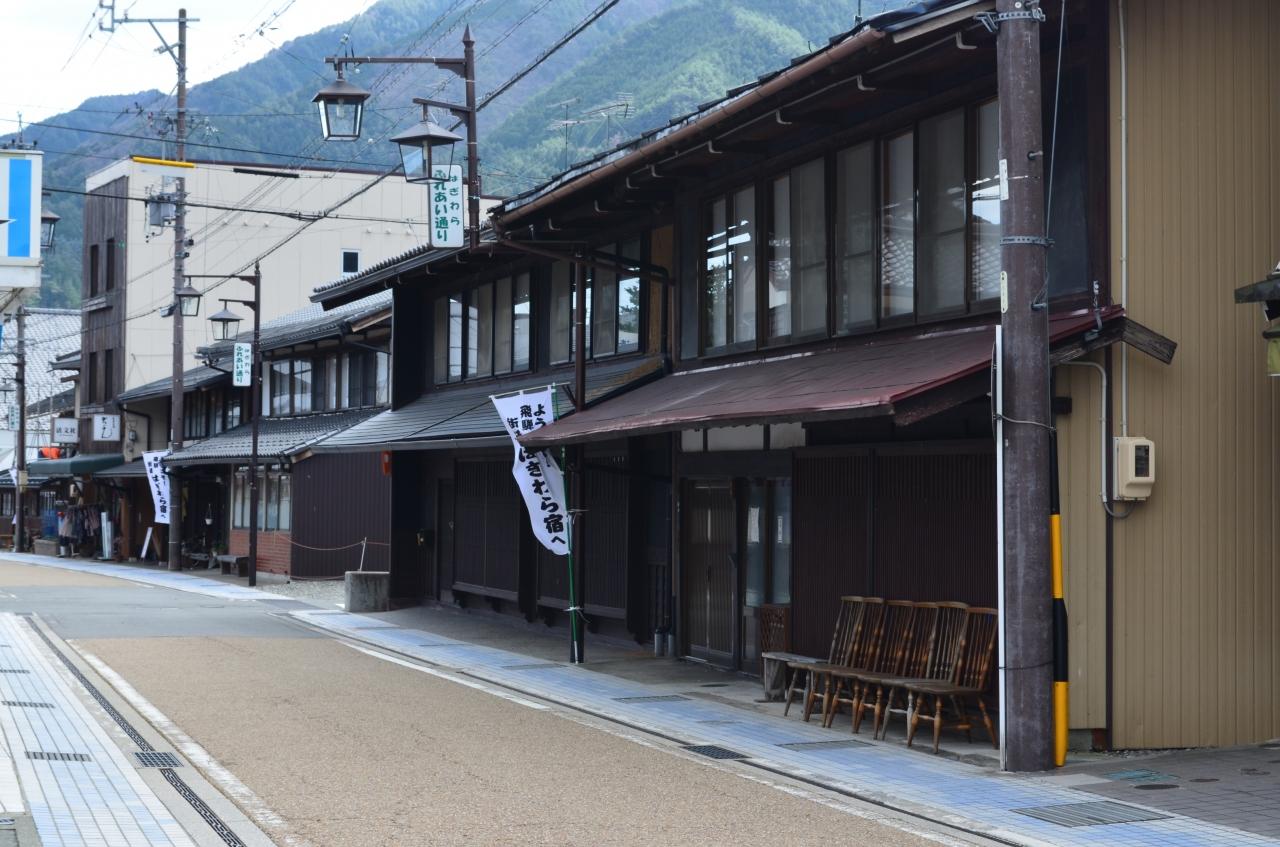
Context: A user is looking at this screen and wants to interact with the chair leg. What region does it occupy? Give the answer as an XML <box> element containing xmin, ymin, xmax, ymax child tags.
<box><xmin>977</xmin><ymin>698</ymin><xmax>997</xmax><ymax>749</ymax></box>
<box><xmin>783</xmin><ymin>669</ymin><xmax>802</xmax><ymax>717</ymax></box>
<box><xmin>851</xmin><ymin>681</ymin><xmax>867</xmax><ymax>734</ymax></box>
<box><xmin>823</xmin><ymin>678</ymin><xmax>844</xmax><ymax>729</ymax></box>
<box><xmin>932</xmin><ymin>695</ymin><xmax>945</xmax><ymax>754</ymax></box>
<box><xmin>952</xmin><ymin>696</ymin><xmax>972</xmax><ymax>743</ymax></box>
<box><xmin>870</xmin><ymin>685</ymin><xmax>886</xmax><ymax>738</ymax></box>
<box><xmin>803</xmin><ymin>673</ymin><xmax>825</xmax><ymax>723</ymax></box>
<box><xmin>906</xmin><ymin>690</ymin><xmax>921</xmax><ymax>747</ymax></box>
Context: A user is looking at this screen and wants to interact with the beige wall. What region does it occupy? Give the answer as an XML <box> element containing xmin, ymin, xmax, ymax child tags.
<box><xmin>1108</xmin><ymin>0</ymin><xmax>1280</xmax><ymax>748</ymax></box>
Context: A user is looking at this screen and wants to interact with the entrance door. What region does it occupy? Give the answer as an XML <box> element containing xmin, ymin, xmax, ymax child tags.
<box><xmin>436</xmin><ymin>479</ymin><xmax>454</xmax><ymax>600</ymax></box>
<box><xmin>682</xmin><ymin>481</ymin><xmax>736</xmax><ymax>665</ymax></box>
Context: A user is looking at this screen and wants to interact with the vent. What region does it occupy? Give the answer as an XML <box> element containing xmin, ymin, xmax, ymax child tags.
<box><xmin>682</xmin><ymin>744</ymin><xmax>748</xmax><ymax>760</ymax></box>
<box><xmin>134</xmin><ymin>751</ymin><xmax>182</xmax><ymax>769</ymax></box>
<box><xmin>26</xmin><ymin>751</ymin><xmax>90</xmax><ymax>762</ymax></box>
<box><xmin>502</xmin><ymin>663</ymin><xmax>562</xmax><ymax>670</ymax></box>
<box><xmin>778</xmin><ymin>739</ymin><xmax>870</xmax><ymax>751</ymax></box>
<box><xmin>614</xmin><ymin>694</ymin><xmax>691</xmax><ymax>703</ymax></box>
<box><xmin>1013</xmin><ymin>801</ymin><xmax>1171</xmax><ymax>827</ymax></box>
<box><xmin>1</xmin><ymin>701</ymin><xmax>52</xmax><ymax>709</ymax></box>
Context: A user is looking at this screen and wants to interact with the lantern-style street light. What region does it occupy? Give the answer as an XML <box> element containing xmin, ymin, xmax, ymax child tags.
<box><xmin>175</xmin><ymin>282</ymin><xmax>202</xmax><ymax>317</ymax></box>
<box><xmin>40</xmin><ymin>210</ymin><xmax>59</xmax><ymax>251</ymax></box>
<box><xmin>313</xmin><ymin>27</ymin><xmax>480</xmax><ymax>248</ymax></box>
<box><xmin>208</xmin><ymin>302</ymin><xmax>244</xmax><ymax>341</ymax></box>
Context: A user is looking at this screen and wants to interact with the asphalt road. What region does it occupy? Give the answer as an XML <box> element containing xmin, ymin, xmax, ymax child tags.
<box><xmin>0</xmin><ymin>559</ymin><xmax>955</xmax><ymax>847</ymax></box>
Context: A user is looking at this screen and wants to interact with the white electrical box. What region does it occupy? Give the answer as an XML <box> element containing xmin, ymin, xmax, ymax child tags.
<box><xmin>1114</xmin><ymin>436</ymin><xmax>1156</xmax><ymax>501</ymax></box>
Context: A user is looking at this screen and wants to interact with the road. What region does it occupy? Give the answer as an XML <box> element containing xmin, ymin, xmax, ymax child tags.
<box><xmin>0</xmin><ymin>558</ymin><xmax>962</xmax><ymax>847</ymax></box>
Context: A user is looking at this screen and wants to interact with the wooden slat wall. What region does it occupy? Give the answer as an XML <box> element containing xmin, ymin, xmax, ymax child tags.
<box><xmin>453</xmin><ymin>461</ymin><xmax>521</xmax><ymax>599</ymax></box>
<box><xmin>583</xmin><ymin>457</ymin><xmax>629</xmax><ymax>615</ymax></box>
<box><xmin>80</xmin><ymin>177</ymin><xmax>128</xmax><ymax>454</ymax></box>
<box><xmin>1108</xmin><ymin>0</ymin><xmax>1280</xmax><ymax>748</ymax></box>
<box><xmin>291</xmin><ymin>453</ymin><xmax>390</xmax><ymax>578</ymax></box>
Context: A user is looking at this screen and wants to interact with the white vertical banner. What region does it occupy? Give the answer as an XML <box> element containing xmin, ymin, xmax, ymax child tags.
<box><xmin>491</xmin><ymin>387</ymin><xmax>570</xmax><ymax>555</ymax></box>
<box><xmin>232</xmin><ymin>342</ymin><xmax>253</xmax><ymax>387</ymax></box>
<box><xmin>429</xmin><ymin>164</ymin><xmax>465</xmax><ymax>248</ymax></box>
<box><xmin>143</xmin><ymin>450</ymin><xmax>172</xmax><ymax>525</ymax></box>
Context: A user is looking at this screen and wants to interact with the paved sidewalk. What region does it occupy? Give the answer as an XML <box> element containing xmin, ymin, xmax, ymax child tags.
<box><xmin>8</xmin><ymin>553</ymin><xmax>1280</xmax><ymax>847</ymax></box>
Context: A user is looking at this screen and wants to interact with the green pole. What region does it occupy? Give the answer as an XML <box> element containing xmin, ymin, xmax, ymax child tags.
<box><xmin>553</xmin><ymin>387</ymin><xmax>582</xmax><ymax>663</ymax></box>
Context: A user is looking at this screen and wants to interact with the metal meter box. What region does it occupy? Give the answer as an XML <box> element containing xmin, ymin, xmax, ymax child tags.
<box><xmin>1114</xmin><ymin>436</ymin><xmax>1156</xmax><ymax>501</ymax></box>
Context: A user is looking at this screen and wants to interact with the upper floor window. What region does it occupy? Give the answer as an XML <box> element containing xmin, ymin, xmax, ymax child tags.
<box><xmin>342</xmin><ymin>249</ymin><xmax>359</xmax><ymax>275</ymax></box>
<box><xmin>105</xmin><ymin>238</ymin><xmax>117</xmax><ymax>291</ymax></box>
<box><xmin>434</xmin><ymin>273</ymin><xmax>531</xmax><ymax>384</ymax></box>
<box><xmin>265</xmin><ymin>352</ymin><xmax>387</xmax><ymax>415</ymax></box>
<box><xmin>88</xmin><ymin>244</ymin><xmax>100</xmax><ymax>298</ymax></box>
<box><xmin>700</xmin><ymin>98</ymin><xmax>1002</xmax><ymax>354</ymax></box>
<box><xmin>551</xmin><ymin>241</ymin><xmax>645</xmax><ymax>364</ymax></box>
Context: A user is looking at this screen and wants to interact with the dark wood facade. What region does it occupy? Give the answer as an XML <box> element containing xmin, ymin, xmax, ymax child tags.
<box><xmin>291</xmin><ymin>453</ymin><xmax>391</xmax><ymax>578</ymax></box>
<box><xmin>79</xmin><ymin>176</ymin><xmax>128</xmax><ymax>454</ymax></box>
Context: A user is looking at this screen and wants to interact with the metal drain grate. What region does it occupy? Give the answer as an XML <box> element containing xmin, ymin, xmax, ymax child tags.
<box><xmin>1105</xmin><ymin>768</ymin><xmax>1176</xmax><ymax>783</ymax></box>
<box><xmin>683</xmin><ymin>744</ymin><xmax>749</xmax><ymax>760</ymax></box>
<box><xmin>1</xmin><ymin>701</ymin><xmax>52</xmax><ymax>709</ymax></box>
<box><xmin>26</xmin><ymin>751</ymin><xmax>90</xmax><ymax>763</ymax></box>
<box><xmin>0</xmin><ymin>669</ymin><xmax>29</xmax><ymax>674</ymax></box>
<box><xmin>134</xmin><ymin>751</ymin><xmax>182</xmax><ymax>768</ymax></box>
<box><xmin>778</xmin><ymin>739</ymin><xmax>870</xmax><ymax>751</ymax></box>
<box><xmin>613</xmin><ymin>694</ymin><xmax>691</xmax><ymax>703</ymax></box>
<box><xmin>1013</xmin><ymin>801</ymin><xmax>1171</xmax><ymax>827</ymax></box>
<box><xmin>502</xmin><ymin>663</ymin><xmax>562</xmax><ymax>670</ymax></box>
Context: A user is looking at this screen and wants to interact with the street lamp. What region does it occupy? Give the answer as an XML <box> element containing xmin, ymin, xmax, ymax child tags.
<box><xmin>314</xmin><ymin>27</ymin><xmax>481</xmax><ymax>248</ymax></box>
<box><xmin>390</xmin><ymin>115</ymin><xmax>461</xmax><ymax>184</ymax></box>
<box><xmin>175</xmin><ymin>282</ymin><xmax>202</xmax><ymax>317</ymax></box>
<box><xmin>40</xmin><ymin>210</ymin><xmax>59</xmax><ymax>251</ymax></box>
<box><xmin>311</xmin><ymin>73</ymin><xmax>370</xmax><ymax>141</ymax></box>
<box><xmin>208</xmin><ymin>302</ymin><xmax>243</xmax><ymax>341</ymax></box>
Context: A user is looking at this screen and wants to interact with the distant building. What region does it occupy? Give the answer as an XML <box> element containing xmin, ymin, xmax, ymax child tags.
<box><xmin>0</xmin><ymin>307</ymin><xmax>80</xmax><ymax>466</ymax></box>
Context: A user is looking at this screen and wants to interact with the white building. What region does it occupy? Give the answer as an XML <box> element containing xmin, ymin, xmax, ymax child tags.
<box><xmin>81</xmin><ymin>158</ymin><xmax>433</xmax><ymax>394</ymax></box>
<box><xmin>0</xmin><ymin>308</ymin><xmax>79</xmax><ymax>466</ymax></box>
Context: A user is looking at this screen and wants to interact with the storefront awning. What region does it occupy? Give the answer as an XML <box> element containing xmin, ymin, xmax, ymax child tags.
<box><xmin>165</xmin><ymin>408</ymin><xmax>380</xmax><ymax>467</ymax></box>
<box><xmin>314</xmin><ymin>356</ymin><xmax>663</xmax><ymax>453</ymax></box>
<box><xmin>25</xmin><ymin>453</ymin><xmax>125</xmax><ymax>478</ymax></box>
<box><xmin>520</xmin><ymin>310</ymin><xmax>1175</xmax><ymax>448</ymax></box>
<box><xmin>91</xmin><ymin>459</ymin><xmax>148</xmax><ymax>478</ymax></box>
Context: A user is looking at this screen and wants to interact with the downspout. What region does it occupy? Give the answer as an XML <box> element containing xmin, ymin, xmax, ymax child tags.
<box><xmin>1117</xmin><ymin>0</ymin><xmax>1129</xmax><ymax>436</ymax></box>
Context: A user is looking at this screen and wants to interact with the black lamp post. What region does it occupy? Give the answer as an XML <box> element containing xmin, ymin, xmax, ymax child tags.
<box><xmin>313</xmin><ymin>27</ymin><xmax>480</xmax><ymax>248</ymax></box>
<box><xmin>40</xmin><ymin>210</ymin><xmax>59</xmax><ymax>251</ymax></box>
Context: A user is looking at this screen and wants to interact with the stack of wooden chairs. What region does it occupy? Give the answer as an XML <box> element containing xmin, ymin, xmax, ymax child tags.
<box><xmin>778</xmin><ymin>596</ymin><xmax>998</xmax><ymax>754</ymax></box>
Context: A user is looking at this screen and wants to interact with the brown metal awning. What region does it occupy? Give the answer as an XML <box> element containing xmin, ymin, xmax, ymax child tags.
<box><xmin>519</xmin><ymin>309</ymin><xmax>1175</xmax><ymax>448</ymax></box>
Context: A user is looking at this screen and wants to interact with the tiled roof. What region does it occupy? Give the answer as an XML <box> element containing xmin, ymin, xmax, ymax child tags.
<box><xmin>165</xmin><ymin>407</ymin><xmax>381</xmax><ymax>466</ymax></box>
<box><xmin>0</xmin><ymin>309</ymin><xmax>80</xmax><ymax>410</ymax></box>
<box><xmin>315</xmin><ymin>356</ymin><xmax>662</xmax><ymax>453</ymax></box>
<box><xmin>117</xmin><ymin>365</ymin><xmax>227</xmax><ymax>405</ymax></box>
<box><xmin>201</xmin><ymin>289</ymin><xmax>392</xmax><ymax>362</ymax></box>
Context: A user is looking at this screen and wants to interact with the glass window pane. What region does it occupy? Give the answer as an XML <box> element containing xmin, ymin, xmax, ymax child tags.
<box><xmin>704</xmin><ymin>198</ymin><xmax>729</xmax><ymax>350</ymax></box>
<box><xmin>551</xmin><ymin>262</ymin><xmax>572</xmax><ymax>364</ymax></box>
<box><xmin>337</xmin><ymin>354</ymin><xmax>350</xmax><ymax>408</ymax></box>
<box><xmin>593</xmin><ymin>244</ymin><xmax>617</xmax><ymax>357</ymax></box>
<box><xmin>768</xmin><ymin>175</ymin><xmax>792</xmax><ymax>340</ymax></box>
<box><xmin>326</xmin><ymin>354</ymin><xmax>338</xmax><ymax>408</ymax></box>
<box><xmin>278</xmin><ymin>473</ymin><xmax>291</xmax><ymax>531</ymax></box>
<box><xmin>270</xmin><ymin>361</ymin><xmax>290</xmax><ymax>415</ymax></box>
<box><xmin>311</xmin><ymin>358</ymin><xmax>326</xmax><ymax>411</ymax></box>
<box><xmin>971</xmin><ymin>99</ymin><xmax>1002</xmax><ymax>303</ymax></box>
<box><xmin>494</xmin><ymin>276</ymin><xmax>513</xmax><ymax>374</ymax></box>
<box><xmin>919</xmin><ymin>109</ymin><xmax>966</xmax><ymax>316</ymax></box>
<box><xmin>376</xmin><ymin>351</ymin><xmax>389</xmax><ymax>405</ymax></box>
<box><xmin>745</xmin><ymin>482</ymin><xmax>766</xmax><ymax>607</ymax></box>
<box><xmin>448</xmin><ymin>295</ymin><xmax>463</xmax><ymax>382</ymax></box>
<box><xmin>433</xmin><ymin>298</ymin><xmax>449</xmax><ymax>384</ymax></box>
<box><xmin>771</xmin><ymin>479</ymin><xmax>792</xmax><ymax>604</ymax></box>
<box><xmin>513</xmin><ymin>272</ymin><xmax>531</xmax><ymax>371</ymax></box>
<box><xmin>836</xmin><ymin>142</ymin><xmax>875</xmax><ymax>332</ymax></box>
<box><xmin>347</xmin><ymin>353</ymin><xmax>364</xmax><ymax>407</ymax></box>
<box><xmin>266</xmin><ymin>472</ymin><xmax>279</xmax><ymax>531</ymax></box>
<box><xmin>617</xmin><ymin>239</ymin><xmax>641</xmax><ymax>353</ymax></box>
<box><xmin>731</xmin><ymin>186</ymin><xmax>757</xmax><ymax>344</ymax></box>
<box><xmin>470</xmin><ymin>283</ymin><xmax>493</xmax><ymax>377</ymax></box>
<box><xmin>362</xmin><ymin>351</ymin><xmax>377</xmax><ymax>406</ymax></box>
<box><xmin>257</xmin><ymin>468</ymin><xmax>267</xmax><ymax>530</ymax></box>
<box><xmin>881</xmin><ymin>131</ymin><xmax>915</xmax><ymax>319</ymax></box>
<box><xmin>792</xmin><ymin>159</ymin><xmax>827</xmax><ymax>336</ymax></box>
<box><xmin>293</xmin><ymin>359</ymin><xmax>312</xmax><ymax>414</ymax></box>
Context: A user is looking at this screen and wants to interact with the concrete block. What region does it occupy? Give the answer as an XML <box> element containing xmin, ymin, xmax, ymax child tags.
<box><xmin>345</xmin><ymin>570</ymin><xmax>390</xmax><ymax>613</ymax></box>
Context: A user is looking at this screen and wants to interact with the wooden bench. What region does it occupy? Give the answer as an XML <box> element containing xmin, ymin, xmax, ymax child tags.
<box><xmin>215</xmin><ymin>554</ymin><xmax>249</xmax><ymax>577</ymax></box>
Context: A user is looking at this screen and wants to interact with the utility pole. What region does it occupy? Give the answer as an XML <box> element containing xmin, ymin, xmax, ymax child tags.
<box><xmin>13</xmin><ymin>307</ymin><xmax>25</xmax><ymax>554</ymax></box>
<box><xmin>996</xmin><ymin>0</ymin><xmax>1052</xmax><ymax>771</ymax></box>
<box><xmin>169</xmin><ymin>8</ymin><xmax>188</xmax><ymax>571</ymax></box>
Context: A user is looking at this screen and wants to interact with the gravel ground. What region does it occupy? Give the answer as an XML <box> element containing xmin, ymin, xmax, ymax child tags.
<box><xmin>255</xmin><ymin>578</ymin><xmax>346</xmax><ymax>607</ymax></box>
<box><xmin>81</xmin><ymin>635</ymin><xmax>943</xmax><ymax>847</ymax></box>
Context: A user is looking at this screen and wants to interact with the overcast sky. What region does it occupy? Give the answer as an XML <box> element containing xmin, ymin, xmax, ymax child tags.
<box><xmin>5</xmin><ymin>0</ymin><xmax>361</xmax><ymax>128</ymax></box>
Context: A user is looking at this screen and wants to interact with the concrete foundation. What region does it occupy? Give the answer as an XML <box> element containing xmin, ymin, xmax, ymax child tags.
<box><xmin>345</xmin><ymin>570</ymin><xmax>390</xmax><ymax>613</ymax></box>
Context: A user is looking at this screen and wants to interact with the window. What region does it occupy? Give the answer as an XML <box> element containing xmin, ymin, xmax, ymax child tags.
<box><xmin>918</xmin><ymin>109</ymin><xmax>966</xmax><ymax>316</ymax></box>
<box><xmin>581</xmin><ymin>241</ymin><xmax>643</xmax><ymax>358</ymax></box>
<box><xmin>703</xmin><ymin>187</ymin><xmax>756</xmax><ymax>351</ymax></box>
<box><xmin>231</xmin><ymin>466</ymin><xmax>292</xmax><ymax>531</ymax></box>
<box><xmin>225</xmin><ymin>391</ymin><xmax>242</xmax><ymax>430</ymax></box>
<box><xmin>742</xmin><ymin>478</ymin><xmax>792</xmax><ymax>666</ymax></box>
<box><xmin>436</xmin><ymin>278</ymin><xmax>532</xmax><ymax>381</ymax></box>
<box><xmin>87</xmin><ymin>351</ymin><xmax>98</xmax><ymax>403</ymax></box>
<box><xmin>550</xmin><ymin>262</ymin><xmax>574</xmax><ymax>364</ymax></box>
<box><xmin>769</xmin><ymin>159</ymin><xmax>827</xmax><ymax>339</ymax></box>
<box><xmin>835</xmin><ymin>142</ymin><xmax>875</xmax><ymax>333</ymax></box>
<box><xmin>881</xmin><ymin>131</ymin><xmax>915</xmax><ymax>320</ymax></box>
<box><xmin>0</xmin><ymin>491</ymin><xmax>13</xmax><ymax>515</ymax></box>
<box><xmin>105</xmin><ymin>238</ymin><xmax>116</xmax><ymax>291</ymax></box>
<box><xmin>617</xmin><ymin>240</ymin><xmax>641</xmax><ymax>354</ymax></box>
<box><xmin>342</xmin><ymin>250</ymin><xmax>360</xmax><ymax>275</ymax></box>
<box><xmin>88</xmin><ymin>244</ymin><xmax>100</xmax><ymax>298</ymax></box>
<box><xmin>103</xmin><ymin>348</ymin><xmax>114</xmax><ymax>402</ymax></box>
<box><xmin>971</xmin><ymin>99</ymin><xmax>1001</xmax><ymax>303</ymax></box>
<box><xmin>293</xmin><ymin>359</ymin><xmax>312</xmax><ymax>414</ymax></box>
<box><xmin>184</xmin><ymin>390</ymin><xmax>209</xmax><ymax>440</ymax></box>
<box><xmin>270</xmin><ymin>361</ymin><xmax>290</xmax><ymax>415</ymax></box>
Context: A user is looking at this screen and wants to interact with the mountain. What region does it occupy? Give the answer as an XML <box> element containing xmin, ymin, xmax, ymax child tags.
<box><xmin>7</xmin><ymin>0</ymin><xmax>913</xmax><ymax>309</ymax></box>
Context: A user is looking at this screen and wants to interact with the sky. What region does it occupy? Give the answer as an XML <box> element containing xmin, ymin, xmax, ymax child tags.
<box><xmin>4</xmin><ymin>0</ymin><xmax>364</xmax><ymax>128</ymax></box>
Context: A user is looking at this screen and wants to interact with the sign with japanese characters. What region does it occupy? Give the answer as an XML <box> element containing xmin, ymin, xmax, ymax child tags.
<box><xmin>5</xmin><ymin>404</ymin><xmax>16</xmax><ymax>431</ymax></box>
<box><xmin>232</xmin><ymin>342</ymin><xmax>253</xmax><ymax>387</ymax></box>
<box><xmin>143</xmin><ymin>450</ymin><xmax>171</xmax><ymax>525</ymax></box>
<box><xmin>52</xmin><ymin>417</ymin><xmax>79</xmax><ymax>443</ymax></box>
<box><xmin>93</xmin><ymin>414</ymin><xmax>120</xmax><ymax>442</ymax></box>
<box><xmin>429</xmin><ymin>164</ymin><xmax>465</xmax><ymax>248</ymax></box>
<box><xmin>491</xmin><ymin>387</ymin><xmax>570</xmax><ymax>555</ymax></box>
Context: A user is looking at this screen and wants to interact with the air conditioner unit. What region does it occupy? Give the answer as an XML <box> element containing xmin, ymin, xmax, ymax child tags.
<box><xmin>1113</xmin><ymin>436</ymin><xmax>1155</xmax><ymax>501</ymax></box>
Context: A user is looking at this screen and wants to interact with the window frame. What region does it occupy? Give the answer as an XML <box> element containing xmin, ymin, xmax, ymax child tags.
<box><xmin>434</xmin><ymin>270</ymin><xmax>536</xmax><ymax>383</ymax></box>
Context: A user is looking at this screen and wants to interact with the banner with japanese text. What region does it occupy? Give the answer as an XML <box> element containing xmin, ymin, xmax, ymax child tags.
<box><xmin>142</xmin><ymin>450</ymin><xmax>172</xmax><ymax>525</ymax></box>
<box><xmin>491</xmin><ymin>388</ymin><xmax>570</xmax><ymax>555</ymax></box>
<box><xmin>429</xmin><ymin>164</ymin><xmax>465</xmax><ymax>248</ymax></box>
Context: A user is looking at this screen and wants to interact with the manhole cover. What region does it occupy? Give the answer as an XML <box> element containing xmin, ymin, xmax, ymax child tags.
<box><xmin>1013</xmin><ymin>800</ymin><xmax>1171</xmax><ymax>827</ymax></box>
<box><xmin>613</xmin><ymin>694</ymin><xmax>691</xmax><ymax>703</ymax></box>
<box><xmin>683</xmin><ymin>744</ymin><xmax>748</xmax><ymax>760</ymax></box>
<box><xmin>1</xmin><ymin>701</ymin><xmax>52</xmax><ymax>709</ymax></box>
<box><xmin>1134</xmin><ymin>783</ymin><xmax>1179</xmax><ymax>790</ymax></box>
<box><xmin>26</xmin><ymin>751</ymin><xmax>90</xmax><ymax>762</ymax></box>
<box><xmin>778</xmin><ymin>739</ymin><xmax>870</xmax><ymax>751</ymax></box>
<box><xmin>134</xmin><ymin>751</ymin><xmax>182</xmax><ymax>768</ymax></box>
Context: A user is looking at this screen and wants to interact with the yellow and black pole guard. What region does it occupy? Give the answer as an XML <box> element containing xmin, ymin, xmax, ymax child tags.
<box><xmin>1049</xmin><ymin>429</ymin><xmax>1068</xmax><ymax>767</ymax></box>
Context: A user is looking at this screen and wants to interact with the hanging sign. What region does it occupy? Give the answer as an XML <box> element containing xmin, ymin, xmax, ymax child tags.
<box><xmin>52</xmin><ymin>417</ymin><xmax>79</xmax><ymax>444</ymax></box>
<box><xmin>429</xmin><ymin>164</ymin><xmax>465</xmax><ymax>248</ymax></box>
<box><xmin>143</xmin><ymin>450</ymin><xmax>172</xmax><ymax>525</ymax></box>
<box><xmin>491</xmin><ymin>387</ymin><xmax>570</xmax><ymax>555</ymax></box>
<box><xmin>232</xmin><ymin>342</ymin><xmax>253</xmax><ymax>387</ymax></box>
<box><xmin>5</xmin><ymin>404</ymin><xmax>16</xmax><ymax>431</ymax></box>
<box><xmin>93</xmin><ymin>414</ymin><xmax>120</xmax><ymax>442</ymax></box>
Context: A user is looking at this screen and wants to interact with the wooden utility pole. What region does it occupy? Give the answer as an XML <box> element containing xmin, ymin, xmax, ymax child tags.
<box><xmin>168</xmin><ymin>8</ymin><xmax>189</xmax><ymax>571</ymax></box>
<box><xmin>13</xmin><ymin>307</ymin><xmax>25</xmax><ymax>553</ymax></box>
<box><xmin>997</xmin><ymin>0</ymin><xmax>1053</xmax><ymax>772</ymax></box>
